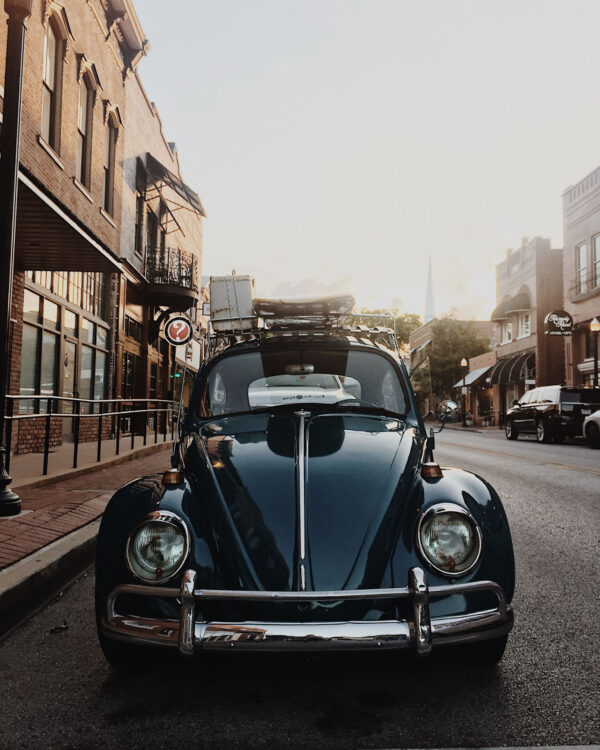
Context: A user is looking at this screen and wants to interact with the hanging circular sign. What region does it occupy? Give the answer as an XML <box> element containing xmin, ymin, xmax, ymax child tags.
<box><xmin>164</xmin><ymin>316</ymin><xmax>193</xmax><ymax>346</ymax></box>
<box><xmin>544</xmin><ymin>309</ymin><xmax>574</xmax><ymax>336</ymax></box>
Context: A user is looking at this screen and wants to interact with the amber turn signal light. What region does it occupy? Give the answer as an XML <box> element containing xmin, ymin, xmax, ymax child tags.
<box><xmin>162</xmin><ymin>469</ymin><xmax>184</xmax><ymax>486</ymax></box>
<box><xmin>421</xmin><ymin>462</ymin><xmax>443</xmax><ymax>479</ymax></box>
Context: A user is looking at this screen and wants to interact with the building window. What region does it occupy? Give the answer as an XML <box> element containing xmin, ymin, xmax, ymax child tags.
<box><xmin>134</xmin><ymin>162</ymin><xmax>146</xmax><ymax>257</ymax></box>
<box><xmin>124</xmin><ymin>315</ymin><xmax>143</xmax><ymax>342</ymax></box>
<box><xmin>576</xmin><ymin>242</ymin><xmax>587</xmax><ymax>294</ymax></box>
<box><xmin>76</xmin><ymin>75</ymin><xmax>94</xmax><ymax>188</ymax></box>
<box><xmin>27</xmin><ymin>271</ymin><xmax>107</xmax><ymax>321</ymax></box>
<box><xmin>41</xmin><ymin>20</ymin><xmax>62</xmax><ymax>150</ymax></box>
<box><xmin>146</xmin><ymin>209</ymin><xmax>157</xmax><ymax>257</ymax></box>
<box><xmin>593</xmin><ymin>235</ymin><xmax>600</xmax><ymax>289</ymax></box>
<box><xmin>517</xmin><ymin>312</ymin><xmax>530</xmax><ymax>339</ymax></box>
<box><xmin>103</xmin><ymin>121</ymin><xmax>117</xmax><ymax>214</ymax></box>
<box><xmin>121</xmin><ymin>351</ymin><xmax>141</xmax><ymax>399</ymax></box>
<box><xmin>20</xmin><ymin>282</ymin><xmax>109</xmax><ymax>415</ymax></box>
<box><xmin>501</xmin><ymin>321</ymin><xmax>512</xmax><ymax>344</ymax></box>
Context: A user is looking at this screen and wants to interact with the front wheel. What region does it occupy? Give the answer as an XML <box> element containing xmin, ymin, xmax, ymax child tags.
<box><xmin>586</xmin><ymin>422</ymin><xmax>600</xmax><ymax>449</ymax></box>
<box><xmin>536</xmin><ymin>420</ymin><xmax>550</xmax><ymax>443</ymax></box>
<box><xmin>505</xmin><ymin>421</ymin><xmax>518</xmax><ymax>440</ymax></box>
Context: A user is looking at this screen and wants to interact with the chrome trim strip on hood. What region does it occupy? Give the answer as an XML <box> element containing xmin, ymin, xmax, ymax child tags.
<box><xmin>295</xmin><ymin>410</ymin><xmax>310</xmax><ymax>591</ymax></box>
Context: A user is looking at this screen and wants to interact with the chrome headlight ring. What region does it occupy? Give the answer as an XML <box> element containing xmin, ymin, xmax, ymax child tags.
<box><xmin>125</xmin><ymin>510</ymin><xmax>191</xmax><ymax>584</ymax></box>
<box><xmin>416</xmin><ymin>502</ymin><xmax>482</xmax><ymax>578</ymax></box>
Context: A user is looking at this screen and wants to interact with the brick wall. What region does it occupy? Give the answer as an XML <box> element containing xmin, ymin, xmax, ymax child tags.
<box><xmin>14</xmin><ymin>0</ymin><xmax>128</xmax><ymax>253</ymax></box>
<box><xmin>9</xmin><ymin>271</ymin><xmax>25</xmax><ymax>400</ymax></box>
<box><xmin>78</xmin><ymin>414</ymin><xmax>112</xmax><ymax>443</ymax></box>
<box><xmin>13</xmin><ymin>416</ymin><xmax>62</xmax><ymax>455</ymax></box>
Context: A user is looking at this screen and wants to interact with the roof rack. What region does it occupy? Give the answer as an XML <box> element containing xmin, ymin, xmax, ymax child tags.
<box><xmin>204</xmin><ymin>278</ymin><xmax>399</xmax><ymax>357</ymax></box>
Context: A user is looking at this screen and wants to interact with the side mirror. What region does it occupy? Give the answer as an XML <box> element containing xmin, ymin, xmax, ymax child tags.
<box><xmin>426</xmin><ymin>428</ymin><xmax>435</xmax><ymax>461</ymax></box>
<box><xmin>512</xmin><ymin>399</ymin><xmax>519</xmax><ymax>406</ymax></box>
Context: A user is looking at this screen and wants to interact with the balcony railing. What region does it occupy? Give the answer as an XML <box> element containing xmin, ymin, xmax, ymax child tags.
<box><xmin>145</xmin><ymin>247</ymin><xmax>198</xmax><ymax>292</ymax></box>
<box><xmin>568</xmin><ymin>265</ymin><xmax>600</xmax><ymax>301</ymax></box>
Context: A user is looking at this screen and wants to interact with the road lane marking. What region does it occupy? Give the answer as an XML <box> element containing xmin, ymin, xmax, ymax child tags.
<box><xmin>438</xmin><ymin>439</ymin><xmax>600</xmax><ymax>478</ymax></box>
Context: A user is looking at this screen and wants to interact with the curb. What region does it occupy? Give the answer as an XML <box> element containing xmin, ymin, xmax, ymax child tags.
<box><xmin>13</xmin><ymin>440</ymin><xmax>172</xmax><ymax>491</ymax></box>
<box><xmin>0</xmin><ymin>519</ymin><xmax>100</xmax><ymax>641</ymax></box>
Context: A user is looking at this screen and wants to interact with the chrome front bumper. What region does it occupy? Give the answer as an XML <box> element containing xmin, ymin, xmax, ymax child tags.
<box><xmin>102</xmin><ymin>567</ymin><xmax>513</xmax><ymax>657</ymax></box>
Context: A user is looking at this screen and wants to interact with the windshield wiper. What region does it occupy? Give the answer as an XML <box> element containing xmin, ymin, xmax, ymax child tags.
<box><xmin>329</xmin><ymin>401</ymin><xmax>405</xmax><ymax>419</ymax></box>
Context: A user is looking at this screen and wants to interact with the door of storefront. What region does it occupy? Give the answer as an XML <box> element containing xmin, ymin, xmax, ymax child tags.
<box><xmin>62</xmin><ymin>339</ymin><xmax>77</xmax><ymax>437</ymax></box>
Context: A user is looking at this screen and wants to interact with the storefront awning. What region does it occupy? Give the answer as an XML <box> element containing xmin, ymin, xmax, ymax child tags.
<box><xmin>452</xmin><ymin>365</ymin><xmax>492</xmax><ymax>388</ymax></box>
<box><xmin>15</xmin><ymin>171</ymin><xmax>122</xmax><ymax>273</ymax></box>
<box><xmin>488</xmin><ymin>351</ymin><xmax>535</xmax><ymax>385</ymax></box>
<box><xmin>491</xmin><ymin>299</ymin><xmax>511</xmax><ymax>321</ymax></box>
<box><xmin>145</xmin><ymin>153</ymin><xmax>206</xmax><ymax>218</ymax></box>
<box><xmin>505</xmin><ymin>292</ymin><xmax>531</xmax><ymax>314</ymax></box>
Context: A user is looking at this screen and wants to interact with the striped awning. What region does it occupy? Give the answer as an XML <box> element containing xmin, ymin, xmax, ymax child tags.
<box><xmin>488</xmin><ymin>351</ymin><xmax>535</xmax><ymax>385</ymax></box>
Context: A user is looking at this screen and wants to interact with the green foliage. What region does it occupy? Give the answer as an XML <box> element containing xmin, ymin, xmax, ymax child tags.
<box><xmin>427</xmin><ymin>318</ymin><xmax>490</xmax><ymax>398</ymax></box>
<box><xmin>353</xmin><ymin>309</ymin><xmax>422</xmax><ymax>345</ymax></box>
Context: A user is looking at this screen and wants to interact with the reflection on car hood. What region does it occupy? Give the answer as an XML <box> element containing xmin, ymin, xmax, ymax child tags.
<box><xmin>193</xmin><ymin>411</ymin><xmax>421</xmax><ymax>592</ymax></box>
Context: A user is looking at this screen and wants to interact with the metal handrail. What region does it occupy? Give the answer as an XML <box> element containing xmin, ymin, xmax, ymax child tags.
<box><xmin>4</xmin><ymin>395</ymin><xmax>179</xmax><ymax>477</ymax></box>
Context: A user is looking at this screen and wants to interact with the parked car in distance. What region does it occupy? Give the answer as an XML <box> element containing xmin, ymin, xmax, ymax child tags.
<box><xmin>505</xmin><ymin>385</ymin><xmax>600</xmax><ymax>443</ymax></box>
<box><xmin>95</xmin><ymin>292</ymin><xmax>515</xmax><ymax>670</ymax></box>
<box><xmin>583</xmin><ymin>409</ymin><xmax>600</xmax><ymax>449</ymax></box>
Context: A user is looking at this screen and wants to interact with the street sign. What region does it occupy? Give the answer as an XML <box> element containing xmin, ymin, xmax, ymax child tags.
<box><xmin>164</xmin><ymin>315</ymin><xmax>193</xmax><ymax>346</ymax></box>
<box><xmin>544</xmin><ymin>309</ymin><xmax>573</xmax><ymax>336</ymax></box>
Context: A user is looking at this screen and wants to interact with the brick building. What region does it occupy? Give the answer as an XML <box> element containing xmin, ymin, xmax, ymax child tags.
<box><xmin>488</xmin><ymin>237</ymin><xmax>563</xmax><ymax>421</ymax></box>
<box><xmin>562</xmin><ymin>167</ymin><xmax>600</xmax><ymax>386</ymax></box>
<box><xmin>0</xmin><ymin>0</ymin><xmax>204</xmax><ymax>454</ymax></box>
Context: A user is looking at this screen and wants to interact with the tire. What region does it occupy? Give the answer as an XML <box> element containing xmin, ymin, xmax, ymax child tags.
<box><xmin>536</xmin><ymin>420</ymin><xmax>550</xmax><ymax>443</ymax></box>
<box><xmin>586</xmin><ymin>422</ymin><xmax>600</xmax><ymax>449</ymax></box>
<box><xmin>95</xmin><ymin>598</ymin><xmax>169</xmax><ymax>672</ymax></box>
<box><xmin>457</xmin><ymin>635</ymin><xmax>508</xmax><ymax>666</ymax></box>
<box><xmin>505</xmin><ymin>421</ymin><xmax>518</xmax><ymax>440</ymax></box>
<box><xmin>97</xmin><ymin>628</ymin><xmax>153</xmax><ymax>671</ymax></box>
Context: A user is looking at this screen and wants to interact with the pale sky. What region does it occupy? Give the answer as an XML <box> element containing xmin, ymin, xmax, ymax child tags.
<box><xmin>134</xmin><ymin>0</ymin><xmax>600</xmax><ymax>320</ymax></box>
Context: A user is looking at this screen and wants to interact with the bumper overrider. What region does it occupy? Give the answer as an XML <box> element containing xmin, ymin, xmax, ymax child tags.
<box><xmin>101</xmin><ymin>567</ymin><xmax>513</xmax><ymax>656</ymax></box>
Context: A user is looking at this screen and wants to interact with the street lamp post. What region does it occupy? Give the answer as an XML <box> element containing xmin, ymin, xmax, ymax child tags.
<box><xmin>0</xmin><ymin>0</ymin><xmax>34</xmax><ymax>516</ymax></box>
<box><xmin>591</xmin><ymin>317</ymin><xmax>600</xmax><ymax>388</ymax></box>
<box><xmin>460</xmin><ymin>357</ymin><xmax>468</xmax><ymax>427</ymax></box>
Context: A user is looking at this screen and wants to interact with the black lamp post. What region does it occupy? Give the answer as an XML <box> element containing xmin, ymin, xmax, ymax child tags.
<box><xmin>591</xmin><ymin>317</ymin><xmax>600</xmax><ymax>388</ymax></box>
<box><xmin>0</xmin><ymin>0</ymin><xmax>34</xmax><ymax>516</ymax></box>
<box><xmin>460</xmin><ymin>357</ymin><xmax>468</xmax><ymax>427</ymax></box>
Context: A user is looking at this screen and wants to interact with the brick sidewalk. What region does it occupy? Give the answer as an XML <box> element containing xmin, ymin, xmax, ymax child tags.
<box><xmin>0</xmin><ymin>444</ymin><xmax>171</xmax><ymax>572</ymax></box>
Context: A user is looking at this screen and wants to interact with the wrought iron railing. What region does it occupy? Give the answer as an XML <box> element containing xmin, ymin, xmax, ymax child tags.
<box><xmin>568</xmin><ymin>265</ymin><xmax>600</xmax><ymax>300</ymax></box>
<box><xmin>145</xmin><ymin>246</ymin><xmax>198</xmax><ymax>291</ymax></box>
<box><xmin>4</xmin><ymin>395</ymin><xmax>178</xmax><ymax>477</ymax></box>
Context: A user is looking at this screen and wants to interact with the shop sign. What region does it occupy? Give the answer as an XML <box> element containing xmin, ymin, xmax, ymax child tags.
<box><xmin>164</xmin><ymin>315</ymin><xmax>193</xmax><ymax>346</ymax></box>
<box><xmin>544</xmin><ymin>310</ymin><xmax>573</xmax><ymax>336</ymax></box>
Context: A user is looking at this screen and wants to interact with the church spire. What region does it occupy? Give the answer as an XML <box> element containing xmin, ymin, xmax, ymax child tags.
<box><xmin>425</xmin><ymin>255</ymin><xmax>435</xmax><ymax>323</ymax></box>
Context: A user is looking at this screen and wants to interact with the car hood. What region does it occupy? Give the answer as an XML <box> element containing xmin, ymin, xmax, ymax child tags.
<box><xmin>189</xmin><ymin>411</ymin><xmax>421</xmax><ymax>592</ymax></box>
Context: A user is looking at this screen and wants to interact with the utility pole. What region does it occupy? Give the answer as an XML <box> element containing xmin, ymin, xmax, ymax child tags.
<box><xmin>0</xmin><ymin>0</ymin><xmax>34</xmax><ymax>516</ymax></box>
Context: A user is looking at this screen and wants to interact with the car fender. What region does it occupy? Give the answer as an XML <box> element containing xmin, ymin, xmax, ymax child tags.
<box><xmin>391</xmin><ymin>466</ymin><xmax>515</xmax><ymax>615</ymax></box>
<box><xmin>95</xmin><ymin>475</ymin><xmax>217</xmax><ymax>617</ymax></box>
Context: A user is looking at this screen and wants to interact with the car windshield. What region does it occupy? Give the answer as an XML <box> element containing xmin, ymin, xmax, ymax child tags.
<box><xmin>197</xmin><ymin>348</ymin><xmax>407</xmax><ymax>417</ymax></box>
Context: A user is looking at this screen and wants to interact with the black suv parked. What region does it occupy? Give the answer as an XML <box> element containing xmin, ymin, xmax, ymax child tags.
<box><xmin>505</xmin><ymin>386</ymin><xmax>600</xmax><ymax>443</ymax></box>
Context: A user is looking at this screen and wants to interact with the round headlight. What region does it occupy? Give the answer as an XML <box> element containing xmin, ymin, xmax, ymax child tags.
<box><xmin>126</xmin><ymin>511</ymin><xmax>190</xmax><ymax>583</ymax></box>
<box><xmin>417</xmin><ymin>504</ymin><xmax>482</xmax><ymax>577</ymax></box>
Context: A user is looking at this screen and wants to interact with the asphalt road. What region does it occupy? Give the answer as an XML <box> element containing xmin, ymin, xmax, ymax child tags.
<box><xmin>1</xmin><ymin>428</ymin><xmax>599</xmax><ymax>750</ymax></box>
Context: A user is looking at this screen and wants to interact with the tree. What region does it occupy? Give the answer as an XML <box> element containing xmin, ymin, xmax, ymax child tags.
<box><xmin>353</xmin><ymin>308</ymin><xmax>422</xmax><ymax>354</ymax></box>
<box><xmin>427</xmin><ymin>318</ymin><xmax>490</xmax><ymax>399</ymax></box>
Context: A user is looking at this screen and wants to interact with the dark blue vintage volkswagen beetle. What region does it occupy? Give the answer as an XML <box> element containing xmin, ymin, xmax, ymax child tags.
<box><xmin>96</xmin><ymin>296</ymin><xmax>514</xmax><ymax>668</ymax></box>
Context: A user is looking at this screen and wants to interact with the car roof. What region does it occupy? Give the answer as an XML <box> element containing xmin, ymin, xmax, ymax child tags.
<box><xmin>204</xmin><ymin>330</ymin><xmax>401</xmax><ymax>365</ymax></box>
